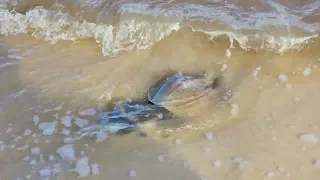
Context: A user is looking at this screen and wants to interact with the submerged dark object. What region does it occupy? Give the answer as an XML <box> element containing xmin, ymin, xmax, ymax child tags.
<box><xmin>97</xmin><ymin>100</ymin><xmax>174</xmax><ymax>134</ymax></box>
<box><xmin>72</xmin><ymin>101</ymin><xmax>174</xmax><ymax>141</ymax></box>
<box><xmin>75</xmin><ymin>72</ymin><xmax>220</xmax><ymax>139</ymax></box>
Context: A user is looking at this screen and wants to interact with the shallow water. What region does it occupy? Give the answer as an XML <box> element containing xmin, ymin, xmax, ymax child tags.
<box><xmin>1</xmin><ymin>0</ymin><xmax>320</xmax><ymax>179</ymax></box>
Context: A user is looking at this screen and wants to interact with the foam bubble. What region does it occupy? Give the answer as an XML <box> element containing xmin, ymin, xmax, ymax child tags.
<box><xmin>231</xmin><ymin>104</ymin><xmax>239</xmax><ymax>117</ymax></box>
<box><xmin>226</xmin><ymin>49</ymin><xmax>231</xmax><ymax>58</ymax></box>
<box><xmin>29</xmin><ymin>160</ymin><xmax>36</xmax><ymax>165</ymax></box>
<box><xmin>7</xmin><ymin>49</ymin><xmax>20</xmax><ymax>53</ymax></box>
<box><xmin>175</xmin><ymin>139</ymin><xmax>182</xmax><ymax>145</ymax></box>
<box><xmin>60</xmin><ymin>116</ymin><xmax>72</xmax><ymax>127</ymax></box>
<box><xmin>213</xmin><ymin>160</ymin><xmax>221</xmax><ymax>168</ymax></box>
<box><xmin>30</xmin><ymin>147</ymin><xmax>40</xmax><ymax>154</ymax></box>
<box><xmin>17</xmin><ymin>144</ymin><xmax>29</xmax><ymax>151</ymax></box>
<box><xmin>91</xmin><ymin>163</ymin><xmax>99</xmax><ymax>176</ymax></box>
<box><xmin>24</xmin><ymin>129</ymin><xmax>32</xmax><ymax>136</ymax></box>
<box><xmin>74</xmin><ymin>117</ymin><xmax>89</xmax><ymax>128</ymax></box>
<box><xmin>278</xmin><ymin>74</ymin><xmax>287</xmax><ymax>82</ymax></box>
<box><xmin>75</xmin><ymin>157</ymin><xmax>91</xmax><ymax>178</ymax></box>
<box><xmin>299</xmin><ymin>133</ymin><xmax>317</xmax><ymax>143</ymax></box>
<box><xmin>33</xmin><ymin>115</ymin><xmax>39</xmax><ymax>125</ymax></box>
<box><xmin>221</xmin><ymin>64</ymin><xmax>227</xmax><ymax>72</ymax></box>
<box><xmin>277</xmin><ymin>167</ymin><xmax>285</xmax><ymax>172</ymax></box>
<box><xmin>33</xmin><ymin>138</ymin><xmax>39</xmax><ymax>144</ymax></box>
<box><xmin>49</xmin><ymin>154</ymin><xmax>55</xmax><ymax>161</ymax></box>
<box><xmin>253</xmin><ymin>66</ymin><xmax>261</xmax><ymax>78</ymax></box>
<box><xmin>79</xmin><ymin>108</ymin><xmax>96</xmax><ymax>116</ymax></box>
<box><xmin>23</xmin><ymin>156</ymin><xmax>30</xmax><ymax>161</ymax></box>
<box><xmin>314</xmin><ymin>160</ymin><xmax>320</xmax><ymax>168</ymax></box>
<box><xmin>56</xmin><ymin>144</ymin><xmax>76</xmax><ymax>161</ymax></box>
<box><xmin>38</xmin><ymin>121</ymin><xmax>57</xmax><ymax>135</ymax></box>
<box><xmin>39</xmin><ymin>167</ymin><xmax>52</xmax><ymax>178</ymax></box>
<box><xmin>158</xmin><ymin>155</ymin><xmax>164</xmax><ymax>162</ymax></box>
<box><xmin>7</xmin><ymin>54</ymin><xmax>23</xmax><ymax>60</ymax></box>
<box><xmin>204</xmin><ymin>132</ymin><xmax>213</xmax><ymax>140</ymax></box>
<box><xmin>129</xmin><ymin>170</ymin><xmax>136</xmax><ymax>177</ymax></box>
<box><xmin>203</xmin><ymin>148</ymin><xmax>212</xmax><ymax>153</ymax></box>
<box><xmin>232</xmin><ymin>157</ymin><xmax>248</xmax><ymax>168</ymax></box>
<box><xmin>61</xmin><ymin>128</ymin><xmax>71</xmax><ymax>136</ymax></box>
<box><xmin>39</xmin><ymin>154</ymin><xmax>44</xmax><ymax>163</ymax></box>
<box><xmin>266</xmin><ymin>172</ymin><xmax>275</xmax><ymax>178</ymax></box>
<box><xmin>285</xmin><ymin>84</ymin><xmax>292</xmax><ymax>88</ymax></box>
<box><xmin>303</xmin><ymin>67</ymin><xmax>312</xmax><ymax>76</ymax></box>
<box><xmin>95</xmin><ymin>131</ymin><xmax>108</xmax><ymax>144</ymax></box>
<box><xmin>5</xmin><ymin>127</ymin><xmax>12</xmax><ymax>133</ymax></box>
<box><xmin>53</xmin><ymin>164</ymin><xmax>61</xmax><ymax>173</ymax></box>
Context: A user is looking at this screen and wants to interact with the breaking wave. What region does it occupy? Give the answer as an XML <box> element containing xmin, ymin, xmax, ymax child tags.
<box><xmin>1</xmin><ymin>0</ymin><xmax>320</xmax><ymax>56</ymax></box>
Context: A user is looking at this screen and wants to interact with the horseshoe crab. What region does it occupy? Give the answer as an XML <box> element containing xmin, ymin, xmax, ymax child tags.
<box><xmin>72</xmin><ymin>72</ymin><xmax>224</xmax><ymax>141</ymax></box>
<box><xmin>148</xmin><ymin>72</ymin><xmax>222</xmax><ymax>115</ymax></box>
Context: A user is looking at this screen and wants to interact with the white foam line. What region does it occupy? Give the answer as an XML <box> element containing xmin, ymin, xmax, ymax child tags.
<box><xmin>192</xmin><ymin>27</ymin><xmax>319</xmax><ymax>54</ymax></box>
<box><xmin>43</xmin><ymin>103</ymin><xmax>64</xmax><ymax>113</ymax></box>
<box><xmin>7</xmin><ymin>48</ymin><xmax>20</xmax><ymax>53</ymax></box>
<box><xmin>0</xmin><ymin>2</ymin><xmax>319</xmax><ymax>57</ymax></box>
<box><xmin>9</xmin><ymin>89</ymin><xmax>26</xmax><ymax>98</ymax></box>
<box><xmin>0</xmin><ymin>62</ymin><xmax>14</xmax><ymax>68</ymax></box>
<box><xmin>7</xmin><ymin>54</ymin><xmax>23</xmax><ymax>60</ymax></box>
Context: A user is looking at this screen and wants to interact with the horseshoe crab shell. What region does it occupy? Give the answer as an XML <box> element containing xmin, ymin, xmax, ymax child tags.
<box><xmin>148</xmin><ymin>73</ymin><xmax>219</xmax><ymax>112</ymax></box>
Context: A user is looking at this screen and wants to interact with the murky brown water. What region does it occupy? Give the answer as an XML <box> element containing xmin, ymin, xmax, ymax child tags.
<box><xmin>1</xmin><ymin>0</ymin><xmax>320</xmax><ymax>179</ymax></box>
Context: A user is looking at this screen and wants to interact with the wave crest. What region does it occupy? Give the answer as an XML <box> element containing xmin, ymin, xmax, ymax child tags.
<box><xmin>0</xmin><ymin>4</ymin><xmax>319</xmax><ymax>56</ymax></box>
<box><xmin>1</xmin><ymin>6</ymin><xmax>181</xmax><ymax>56</ymax></box>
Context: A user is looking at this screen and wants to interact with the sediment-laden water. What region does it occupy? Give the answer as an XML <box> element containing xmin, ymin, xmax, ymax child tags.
<box><xmin>1</xmin><ymin>0</ymin><xmax>320</xmax><ymax>179</ymax></box>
